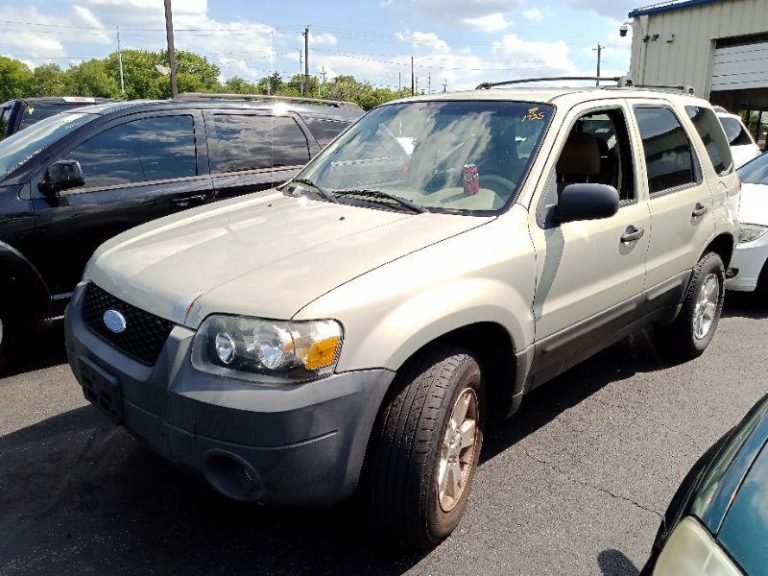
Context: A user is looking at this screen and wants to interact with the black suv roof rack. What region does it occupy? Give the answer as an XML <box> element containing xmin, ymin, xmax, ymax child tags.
<box><xmin>176</xmin><ymin>92</ymin><xmax>361</xmax><ymax>109</ymax></box>
<box><xmin>631</xmin><ymin>84</ymin><xmax>695</xmax><ymax>95</ymax></box>
<box><xmin>475</xmin><ymin>76</ymin><xmax>633</xmax><ymax>90</ymax></box>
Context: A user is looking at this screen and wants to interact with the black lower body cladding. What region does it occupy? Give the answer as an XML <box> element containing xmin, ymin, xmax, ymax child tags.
<box><xmin>65</xmin><ymin>283</ymin><xmax>394</xmax><ymax>504</ymax></box>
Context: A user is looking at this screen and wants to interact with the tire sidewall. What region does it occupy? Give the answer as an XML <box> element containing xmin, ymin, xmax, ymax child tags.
<box><xmin>424</xmin><ymin>354</ymin><xmax>484</xmax><ymax>542</ymax></box>
<box><xmin>687</xmin><ymin>253</ymin><xmax>725</xmax><ymax>353</ymax></box>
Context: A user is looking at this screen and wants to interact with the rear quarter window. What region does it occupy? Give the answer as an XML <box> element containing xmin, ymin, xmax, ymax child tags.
<box><xmin>719</xmin><ymin>116</ymin><xmax>754</xmax><ymax>146</ymax></box>
<box><xmin>686</xmin><ymin>106</ymin><xmax>734</xmax><ymax>175</ymax></box>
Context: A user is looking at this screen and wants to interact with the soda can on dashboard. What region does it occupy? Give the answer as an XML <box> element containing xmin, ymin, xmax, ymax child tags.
<box><xmin>463</xmin><ymin>163</ymin><xmax>479</xmax><ymax>195</ymax></box>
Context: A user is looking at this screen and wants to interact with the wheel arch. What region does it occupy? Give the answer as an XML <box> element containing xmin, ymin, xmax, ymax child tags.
<box><xmin>0</xmin><ymin>241</ymin><xmax>51</xmax><ymax>320</ymax></box>
<box><xmin>701</xmin><ymin>233</ymin><xmax>735</xmax><ymax>268</ymax></box>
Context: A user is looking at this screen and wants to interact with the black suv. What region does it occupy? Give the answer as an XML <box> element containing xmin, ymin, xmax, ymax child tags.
<box><xmin>0</xmin><ymin>97</ymin><xmax>116</xmax><ymax>139</ymax></box>
<box><xmin>0</xmin><ymin>95</ymin><xmax>362</xmax><ymax>367</ymax></box>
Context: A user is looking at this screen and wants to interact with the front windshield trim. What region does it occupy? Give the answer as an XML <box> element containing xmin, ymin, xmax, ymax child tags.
<box><xmin>292</xmin><ymin>99</ymin><xmax>556</xmax><ymax>217</ymax></box>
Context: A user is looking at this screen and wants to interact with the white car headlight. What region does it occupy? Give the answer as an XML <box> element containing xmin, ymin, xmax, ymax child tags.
<box><xmin>738</xmin><ymin>224</ymin><xmax>768</xmax><ymax>244</ymax></box>
<box><xmin>191</xmin><ymin>315</ymin><xmax>343</xmax><ymax>383</ymax></box>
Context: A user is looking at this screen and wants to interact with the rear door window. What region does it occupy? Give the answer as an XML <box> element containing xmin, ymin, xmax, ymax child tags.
<box><xmin>634</xmin><ymin>106</ymin><xmax>699</xmax><ymax>194</ymax></box>
<box><xmin>686</xmin><ymin>106</ymin><xmax>734</xmax><ymax>175</ymax></box>
<box><xmin>67</xmin><ymin>115</ymin><xmax>197</xmax><ymax>189</ymax></box>
<box><xmin>207</xmin><ymin>114</ymin><xmax>310</xmax><ymax>173</ymax></box>
<box><xmin>303</xmin><ymin>117</ymin><xmax>349</xmax><ymax>146</ymax></box>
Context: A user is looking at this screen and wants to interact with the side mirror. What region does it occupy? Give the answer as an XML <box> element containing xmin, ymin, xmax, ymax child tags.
<box><xmin>39</xmin><ymin>159</ymin><xmax>84</xmax><ymax>195</ymax></box>
<box><xmin>556</xmin><ymin>183</ymin><xmax>619</xmax><ymax>223</ymax></box>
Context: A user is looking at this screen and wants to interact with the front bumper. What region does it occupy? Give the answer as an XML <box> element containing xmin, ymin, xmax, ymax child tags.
<box><xmin>726</xmin><ymin>233</ymin><xmax>768</xmax><ymax>292</ymax></box>
<box><xmin>65</xmin><ymin>283</ymin><xmax>394</xmax><ymax>504</ymax></box>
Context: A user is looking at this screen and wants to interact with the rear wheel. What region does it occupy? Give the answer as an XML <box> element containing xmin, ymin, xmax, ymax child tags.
<box><xmin>655</xmin><ymin>252</ymin><xmax>725</xmax><ymax>362</ymax></box>
<box><xmin>364</xmin><ymin>346</ymin><xmax>484</xmax><ymax>548</ymax></box>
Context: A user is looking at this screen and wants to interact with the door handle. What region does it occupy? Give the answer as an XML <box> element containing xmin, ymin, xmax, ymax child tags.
<box><xmin>620</xmin><ymin>225</ymin><xmax>645</xmax><ymax>243</ymax></box>
<box><xmin>171</xmin><ymin>194</ymin><xmax>208</xmax><ymax>208</ymax></box>
<box><xmin>692</xmin><ymin>203</ymin><xmax>709</xmax><ymax>218</ymax></box>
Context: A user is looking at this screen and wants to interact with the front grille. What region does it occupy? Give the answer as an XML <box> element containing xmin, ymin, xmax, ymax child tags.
<box><xmin>82</xmin><ymin>283</ymin><xmax>174</xmax><ymax>366</ymax></box>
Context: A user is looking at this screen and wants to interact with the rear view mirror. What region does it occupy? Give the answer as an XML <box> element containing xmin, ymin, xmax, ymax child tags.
<box><xmin>39</xmin><ymin>159</ymin><xmax>84</xmax><ymax>195</ymax></box>
<box><xmin>556</xmin><ymin>183</ymin><xmax>619</xmax><ymax>223</ymax></box>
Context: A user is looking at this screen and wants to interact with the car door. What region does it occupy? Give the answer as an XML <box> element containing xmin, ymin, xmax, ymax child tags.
<box><xmin>528</xmin><ymin>101</ymin><xmax>651</xmax><ymax>384</ymax></box>
<box><xmin>28</xmin><ymin>111</ymin><xmax>213</xmax><ymax>296</ymax></box>
<box><xmin>630</xmin><ymin>102</ymin><xmax>716</xmax><ymax>297</ymax></box>
<box><xmin>204</xmin><ymin>111</ymin><xmax>317</xmax><ymax>199</ymax></box>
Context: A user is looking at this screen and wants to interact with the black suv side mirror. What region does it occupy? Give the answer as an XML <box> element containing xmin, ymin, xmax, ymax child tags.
<box><xmin>556</xmin><ymin>183</ymin><xmax>619</xmax><ymax>223</ymax></box>
<box><xmin>39</xmin><ymin>159</ymin><xmax>85</xmax><ymax>195</ymax></box>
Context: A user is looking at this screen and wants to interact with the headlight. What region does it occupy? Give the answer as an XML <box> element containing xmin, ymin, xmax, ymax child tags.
<box><xmin>738</xmin><ymin>224</ymin><xmax>768</xmax><ymax>244</ymax></box>
<box><xmin>191</xmin><ymin>315</ymin><xmax>343</xmax><ymax>383</ymax></box>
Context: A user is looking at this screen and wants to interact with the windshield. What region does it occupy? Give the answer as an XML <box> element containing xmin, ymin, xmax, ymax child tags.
<box><xmin>295</xmin><ymin>100</ymin><xmax>553</xmax><ymax>214</ymax></box>
<box><xmin>738</xmin><ymin>152</ymin><xmax>768</xmax><ymax>185</ymax></box>
<box><xmin>0</xmin><ymin>111</ymin><xmax>95</xmax><ymax>180</ymax></box>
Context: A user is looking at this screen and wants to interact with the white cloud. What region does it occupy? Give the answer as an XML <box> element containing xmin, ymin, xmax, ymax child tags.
<box><xmin>396</xmin><ymin>31</ymin><xmax>451</xmax><ymax>53</ymax></box>
<box><xmin>462</xmin><ymin>13</ymin><xmax>512</xmax><ymax>32</ymax></box>
<box><xmin>309</xmin><ymin>32</ymin><xmax>338</xmax><ymax>46</ymax></box>
<box><xmin>493</xmin><ymin>33</ymin><xmax>579</xmax><ymax>76</ymax></box>
<box><xmin>73</xmin><ymin>6</ymin><xmax>111</xmax><ymax>42</ymax></box>
<box><xmin>522</xmin><ymin>7</ymin><xmax>545</xmax><ymax>22</ymax></box>
<box><xmin>567</xmin><ymin>0</ymin><xmax>637</xmax><ymax>20</ymax></box>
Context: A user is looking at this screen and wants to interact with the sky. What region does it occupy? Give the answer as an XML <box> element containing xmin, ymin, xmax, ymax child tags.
<box><xmin>0</xmin><ymin>0</ymin><xmax>644</xmax><ymax>91</ymax></box>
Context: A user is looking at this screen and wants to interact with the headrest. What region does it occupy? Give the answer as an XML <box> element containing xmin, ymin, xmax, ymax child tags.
<box><xmin>556</xmin><ymin>132</ymin><xmax>601</xmax><ymax>176</ymax></box>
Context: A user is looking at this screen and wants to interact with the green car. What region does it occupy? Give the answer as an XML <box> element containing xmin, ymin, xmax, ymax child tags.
<box><xmin>642</xmin><ymin>394</ymin><xmax>768</xmax><ymax>575</ymax></box>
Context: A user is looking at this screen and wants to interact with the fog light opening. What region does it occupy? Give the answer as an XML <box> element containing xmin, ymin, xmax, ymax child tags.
<box><xmin>203</xmin><ymin>452</ymin><xmax>262</xmax><ymax>501</ymax></box>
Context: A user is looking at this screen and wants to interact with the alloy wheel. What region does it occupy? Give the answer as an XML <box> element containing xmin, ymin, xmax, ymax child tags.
<box><xmin>693</xmin><ymin>273</ymin><xmax>720</xmax><ymax>340</ymax></box>
<box><xmin>437</xmin><ymin>387</ymin><xmax>479</xmax><ymax>513</ymax></box>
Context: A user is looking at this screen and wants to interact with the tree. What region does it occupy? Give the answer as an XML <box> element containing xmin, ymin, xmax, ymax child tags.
<box><xmin>64</xmin><ymin>59</ymin><xmax>120</xmax><ymax>98</ymax></box>
<box><xmin>222</xmin><ymin>76</ymin><xmax>258</xmax><ymax>94</ymax></box>
<box><xmin>0</xmin><ymin>56</ymin><xmax>33</xmax><ymax>101</ymax></box>
<box><xmin>29</xmin><ymin>64</ymin><xmax>67</xmax><ymax>96</ymax></box>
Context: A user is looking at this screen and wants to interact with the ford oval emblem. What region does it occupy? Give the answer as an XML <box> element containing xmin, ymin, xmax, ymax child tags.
<box><xmin>103</xmin><ymin>309</ymin><xmax>127</xmax><ymax>334</ymax></box>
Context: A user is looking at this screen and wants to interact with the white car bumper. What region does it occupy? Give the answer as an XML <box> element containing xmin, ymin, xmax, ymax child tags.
<box><xmin>726</xmin><ymin>233</ymin><xmax>768</xmax><ymax>292</ymax></box>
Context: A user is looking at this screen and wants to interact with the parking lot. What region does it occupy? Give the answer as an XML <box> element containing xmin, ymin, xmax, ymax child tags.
<box><xmin>0</xmin><ymin>292</ymin><xmax>764</xmax><ymax>576</ymax></box>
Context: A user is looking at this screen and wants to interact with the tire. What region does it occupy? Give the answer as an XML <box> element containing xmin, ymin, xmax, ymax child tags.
<box><xmin>0</xmin><ymin>305</ymin><xmax>14</xmax><ymax>373</ymax></box>
<box><xmin>655</xmin><ymin>251</ymin><xmax>725</xmax><ymax>362</ymax></box>
<box><xmin>364</xmin><ymin>345</ymin><xmax>484</xmax><ymax>548</ymax></box>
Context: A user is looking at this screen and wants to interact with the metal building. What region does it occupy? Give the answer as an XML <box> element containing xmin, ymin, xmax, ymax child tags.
<box><xmin>628</xmin><ymin>0</ymin><xmax>768</xmax><ymax>148</ymax></box>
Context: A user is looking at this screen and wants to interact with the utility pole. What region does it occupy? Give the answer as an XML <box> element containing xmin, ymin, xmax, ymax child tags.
<box><xmin>303</xmin><ymin>26</ymin><xmax>310</xmax><ymax>94</ymax></box>
<box><xmin>163</xmin><ymin>0</ymin><xmax>178</xmax><ymax>98</ymax></box>
<box><xmin>116</xmin><ymin>25</ymin><xmax>125</xmax><ymax>95</ymax></box>
<box><xmin>298</xmin><ymin>49</ymin><xmax>304</xmax><ymax>95</ymax></box>
<box><xmin>442</xmin><ymin>79</ymin><xmax>447</xmax><ymax>92</ymax></box>
<box><xmin>415</xmin><ymin>76</ymin><xmax>419</xmax><ymax>95</ymax></box>
<box><xmin>427</xmin><ymin>73</ymin><xmax>431</xmax><ymax>94</ymax></box>
<box><xmin>320</xmin><ymin>66</ymin><xmax>327</xmax><ymax>84</ymax></box>
<box><xmin>593</xmin><ymin>43</ymin><xmax>604</xmax><ymax>86</ymax></box>
<box><xmin>398</xmin><ymin>71</ymin><xmax>401</xmax><ymax>92</ymax></box>
<box><xmin>410</xmin><ymin>56</ymin><xmax>414</xmax><ymax>96</ymax></box>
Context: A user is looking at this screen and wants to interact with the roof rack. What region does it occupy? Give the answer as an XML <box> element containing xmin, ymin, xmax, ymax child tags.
<box><xmin>176</xmin><ymin>92</ymin><xmax>362</xmax><ymax>109</ymax></box>
<box><xmin>632</xmin><ymin>84</ymin><xmax>695</xmax><ymax>95</ymax></box>
<box><xmin>475</xmin><ymin>76</ymin><xmax>633</xmax><ymax>90</ymax></box>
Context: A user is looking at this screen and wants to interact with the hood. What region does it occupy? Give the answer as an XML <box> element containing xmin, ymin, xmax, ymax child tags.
<box><xmin>88</xmin><ymin>190</ymin><xmax>492</xmax><ymax>327</ymax></box>
<box><xmin>738</xmin><ymin>182</ymin><xmax>768</xmax><ymax>227</ymax></box>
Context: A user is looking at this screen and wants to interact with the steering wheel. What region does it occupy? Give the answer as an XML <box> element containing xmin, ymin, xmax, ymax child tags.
<box><xmin>480</xmin><ymin>174</ymin><xmax>517</xmax><ymax>195</ymax></box>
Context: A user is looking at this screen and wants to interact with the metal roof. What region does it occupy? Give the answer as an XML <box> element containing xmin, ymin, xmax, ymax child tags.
<box><xmin>629</xmin><ymin>0</ymin><xmax>722</xmax><ymax>18</ymax></box>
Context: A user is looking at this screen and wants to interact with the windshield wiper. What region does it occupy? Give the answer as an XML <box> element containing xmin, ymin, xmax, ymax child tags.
<box><xmin>334</xmin><ymin>189</ymin><xmax>428</xmax><ymax>214</ymax></box>
<box><xmin>291</xmin><ymin>177</ymin><xmax>338</xmax><ymax>203</ymax></box>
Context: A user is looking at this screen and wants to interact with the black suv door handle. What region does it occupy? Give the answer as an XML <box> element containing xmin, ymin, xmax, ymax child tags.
<box><xmin>692</xmin><ymin>203</ymin><xmax>709</xmax><ymax>218</ymax></box>
<box><xmin>620</xmin><ymin>225</ymin><xmax>645</xmax><ymax>243</ymax></box>
<box><xmin>172</xmin><ymin>194</ymin><xmax>208</xmax><ymax>208</ymax></box>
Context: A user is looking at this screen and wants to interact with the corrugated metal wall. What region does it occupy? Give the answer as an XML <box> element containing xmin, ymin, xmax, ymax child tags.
<box><xmin>629</xmin><ymin>0</ymin><xmax>768</xmax><ymax>98</ymax></box>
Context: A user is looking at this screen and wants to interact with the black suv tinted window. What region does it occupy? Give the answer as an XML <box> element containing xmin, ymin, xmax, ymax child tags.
<box><xmin>686</xmin><ymin>106</ymin><xmax>733</xmax><ymax>175</ymax></box>
<box><xmin>0</xmin><ymin>102</ymin><xmax>11</xmax><ymax>138</ymax></box>
<box><xmin>208</xmin><ymin>114</ymin><xmax>310</xmax><ymax>173</ymax></box>
<box><xmin>634</xmin><ymin>106</ymin><xmax>697</xmax><ymax>194</ymax></box>
<box><xmin>303</xmin><ymin>117</ymin><xmax>349</xmax><ymax>146</ymax></box>
<box><xmin>68</xmin><ymin>115</ymin><xmax>197</xmax><ymax>189</ymax></box>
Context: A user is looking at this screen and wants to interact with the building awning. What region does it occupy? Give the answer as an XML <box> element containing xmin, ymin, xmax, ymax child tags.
<box><xmin>629</xmin><ymin>0</ymin><xmax>722</xmax><ymax>18</ymax></box>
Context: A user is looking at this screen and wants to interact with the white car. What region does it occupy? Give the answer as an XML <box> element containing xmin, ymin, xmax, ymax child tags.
<box><xmin>727</xmin><ymin>152</ymin><xmax>768</xmax><ymax>292</ymax></box>
<box><xmin>716</xmin><ymin>109</ymin><xmax>761</xmax><ymax>168</ymax></box>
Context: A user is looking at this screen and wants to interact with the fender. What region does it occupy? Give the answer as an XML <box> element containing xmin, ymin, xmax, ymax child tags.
<box><xmin>0</xmin><ymin>241</ymin><xmax>51</xmax><ymax>316</ymax></box>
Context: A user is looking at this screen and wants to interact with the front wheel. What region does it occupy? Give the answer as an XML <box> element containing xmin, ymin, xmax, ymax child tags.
<box><xmin>364</xmin><ymin>346</ymin><xmax>484</xmax><ymax>548</ymax></box>
<box><xmin>655</xmin><ymin>252</ymin><xmax>725</xmax><ymax>362</ymax></box>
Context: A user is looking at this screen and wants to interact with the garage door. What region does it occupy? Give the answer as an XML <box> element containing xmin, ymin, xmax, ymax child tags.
<box><xmin>711</xmin><ymin>42</ymin><xmax>768</xmax><ymax>90</ymax></box>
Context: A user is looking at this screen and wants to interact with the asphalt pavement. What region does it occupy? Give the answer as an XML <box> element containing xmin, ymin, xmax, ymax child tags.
<box><xmin>1</xmin><ymin>293</ymin><xmax>766</xmax><ymax>576</ymax></box>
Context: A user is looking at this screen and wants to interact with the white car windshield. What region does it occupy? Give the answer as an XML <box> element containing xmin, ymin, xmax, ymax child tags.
<box><xmin>738</xmin><ymin>152</ymin><xmax>768</xmax><ymax>185</ymax></box>
<box><xmin>0</xmin><ymin>111</ymin><xmax>95</xmax><ymax>180</ymax></box>
<box><xmin>294</xmin><ymin>100</ymin><xmax>553</xmax><ymax>214</ymax></box>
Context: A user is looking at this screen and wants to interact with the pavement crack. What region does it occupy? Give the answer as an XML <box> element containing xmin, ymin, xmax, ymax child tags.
<box><xmin>523</xmin><ymin>449</ymin><xmax>663</xmax><ymax>519</ymax></box>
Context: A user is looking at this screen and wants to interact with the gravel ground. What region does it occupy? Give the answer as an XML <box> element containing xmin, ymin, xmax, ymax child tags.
<box><xmin>1</xmin><ymin>293</ymin><xmax>766</xmax><ymax>576</ymax></box>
